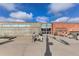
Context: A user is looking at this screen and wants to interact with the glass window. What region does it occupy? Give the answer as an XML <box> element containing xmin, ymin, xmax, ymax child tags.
<box><xmin>0</xmin><ymin>24</ymin><xmax>32</xmax><ymax>27</ymax></box>
<box><xmin>41</xmin><ymin>23</ymin><xmax>51</xmax><ymax>28</ymax></box>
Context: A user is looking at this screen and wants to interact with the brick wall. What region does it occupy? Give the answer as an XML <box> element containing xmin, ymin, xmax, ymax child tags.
<box><xmin>52</xmin><ymin>22</ymin><xmax>79</xmax><ymax>35</ymax></box>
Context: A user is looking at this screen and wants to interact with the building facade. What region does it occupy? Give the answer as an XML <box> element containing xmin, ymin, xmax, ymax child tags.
<box><xmin>0</xmin><ymin>22</ymin><xmax>51</xmax><ymax>37</ymax></box>
<box><xmin>52</xmin><ymin>22</ymin><xmax>79</xmax><ymax>35</ymax></box>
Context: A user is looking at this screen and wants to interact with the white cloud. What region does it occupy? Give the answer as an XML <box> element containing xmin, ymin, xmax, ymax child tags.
<box><xmin>0</xmin><ymin>17</ymin><xmax>25</xmax><ymax>22</ymax></box>
<box><xmin>53</xmin><ymin>17</ymin><xmax>79</xmax><ymax>23</ymax></box>
<box><xmin>36</xmin><ymin>16</ymin><xmax>49</xmax><ymax>23</ymax></box>
<box><xmin>10</xmin><ymin>11</ymin><xmax>33</xmax><ymax>19</ymax></box>
<box><xmin>7</xmin><ymin>18</ymin><xmax>25</xmax><ymax>22</ymax></box>
<box><xmin>0</xmin><ymin>3</ymin><xmax>16</xmax><ymax>11</ymax></box>
<box><xmin>49</xmin><ymin>3</ymin><xmax>75</xmax><ymax>13</ymax></box>
<box><xmin>54</xmin><ymin>17</ymin><xmax>69</xmax><ymax>22</ymax></box>
<box><xmin>0</xmin><ymin>11</ymin><xmax>33</xmax><ymax>22</ymax></box>
<box><xmin>68</xmin><ymin>17</ymin><xmax>79</xmax><ymax>23</ymax></box>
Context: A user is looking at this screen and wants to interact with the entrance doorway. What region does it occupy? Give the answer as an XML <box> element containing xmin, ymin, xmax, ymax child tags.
<box><xmin>41</xmin><ymin>28</ymin><xmax>51</xmax><ymax>34</ymax></box>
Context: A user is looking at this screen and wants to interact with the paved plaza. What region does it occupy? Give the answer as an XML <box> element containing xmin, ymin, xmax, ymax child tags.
<box><xmin>0</xmin><ymin>35</ymin><xmax>79</xmax><ymax>56</ymax></box>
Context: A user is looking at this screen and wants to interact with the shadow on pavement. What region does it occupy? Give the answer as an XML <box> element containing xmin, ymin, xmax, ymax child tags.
<box><xmin>53</xmin><ymin>37</ymin><xmax>70</xmax><ymax>45</ymax></box>
<box><xmin>60</xmin><ymin>39</ymin><xmax>70</xmax><ymax>45</ymax></box>
<box><xmin>44</xmin><ymin>35</ymin><xmax>52</xmax><ymax>56</ymax></box>
<box><xmin>0</xmin><ymin>36</ymin><xmax>16</xmax><ymax>45</ymax></box>
<box><xmin>0</xmin><ymin>40</ymin><xmax>14</xmax><ymax>45</ymax></box>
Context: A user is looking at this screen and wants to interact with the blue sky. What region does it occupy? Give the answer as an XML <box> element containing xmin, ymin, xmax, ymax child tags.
<box><xmin>0</xmin><ymin>3</ymin><xmax>79</xmax><ymax>23</ymax></box>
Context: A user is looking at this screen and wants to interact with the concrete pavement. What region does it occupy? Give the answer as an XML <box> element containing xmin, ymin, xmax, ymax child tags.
<box><xmin>0</xmin><ymin>35</ymin><xmax>47</xmax><ymax>56</ymax></box>
<box><xmin>0</xmin><ymin>35</ymin><xmax>79</xmax><ymax>56</ymax></box>
<box><xmin>50</xmin><ymin>36</ymin><xmax>79</xmax><ymax>56</ymax></box>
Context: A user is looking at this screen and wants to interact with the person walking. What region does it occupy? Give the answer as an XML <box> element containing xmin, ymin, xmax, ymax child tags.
<box><xmin>32</xmin><ymin>32</ymin><xmax>37</xmax><ymax>42</ymax></box>
<box><xmin>39</xmin><ymin>33</ymin><xmax>43</xmax><ymax>42</ymax></box>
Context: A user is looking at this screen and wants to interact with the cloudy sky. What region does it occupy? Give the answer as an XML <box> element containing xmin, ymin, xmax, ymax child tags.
<box><xmin>0</xmin><ymin>3</ymin><xmax>79</xmax><ymax>23</ymax></box>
